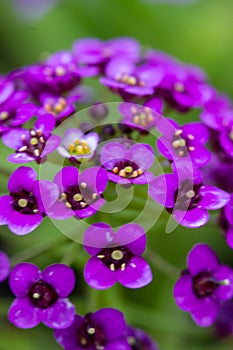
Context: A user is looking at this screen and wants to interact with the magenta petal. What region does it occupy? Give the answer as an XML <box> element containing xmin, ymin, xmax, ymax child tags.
<box><xmin>9</xmin><ymin>263</ymin><xmax>40</xmax><ymax>297</ymax></box>
<box><xmin>190</xmin><ymin>146</ymin><xmax>212</xmax><ymax>167</ymax></box>
<box><xmin>226</xmin><ymin>227</ymin><xmax>233</xmax><ymax>250</ymax></box>
<box><xmin>105</xmin><ymin>340</ymin><xmax>131</xmax><ymax>350</ymax></box>
<box><xmin>0</xmin><ymin>251</ymin><xmax>10</xmax><ymax>282</ymax></box>
<box><xmin>100</xmin><ymin>142</ymin><xmax>126</xmax><ymax>167</ymax></box>
<box><xmin>116</xmin><ymin>224</ymin><xmax>146</xmax><ymax>254</ymax></box>
<box><xmin>191</xmin><ymin>297</ymin><xmax>220</xmax><ymax>327</ymax></box>
<box><xmin>213</xmin><ymin>265</ymin><xmax>233</xmax><ymax>301</ymax></box>
<box><xmin>131</xmin><ymin>171</ymin><xmax>155</xmax><ymax>184</ymax></box>
<box><xmin>117</xmin><ymin>256</ymin><xmax>152</xmax><ymax>289</ymax></box>
<box><xmin>79</xmin><ymin>167</ymin><xmax>108</xmax><ymax>193</ymax></box>
<box><xmin>42</xmin><ymin>264</ymin><xmax>75</xmax><ymax>297</ymax></box>
<box><xmin>41</xmin><ymin>298</ymin><xmax>75</xmax><ymax>329</ymax></box>
<box><xmin>174</xmin><ymin>275</ymin><xmax>197</xmax><ymax>311</ymax></box>
<box><xmin>107</xmin><ymin>172</ymin><xmax>130</xmax><ymax>185</ymax></box>
<box><xmin>0</xmin><ymin>195</ymin><xmax>12</xmax><ymax>225</ymax></box>
<box><xmin>8</xmin><ymin>153</ymin><xmax>35</xmax><ymax>163</ymax></box>
<box><xmin>149</xmin><ymin>174</ymin><xmax>177</xmax><ymax>208</ymax></box>
<box><xmin>105</xmin><ymin>57</ymin><xmax>135</xmax><ymax>79</ymax></box>
<box><xmin>8</xmin><ymin>211</ymin><xmax>43</xmax><ymax>235</ymax></box>
<box><xmin>8</xmin><ymin>297</ymin><xmax>41</xmax><ymax>329</ymax></box>
<box><xmin>8</xmin><ymin>166</ymin><xmax>37</xmax><ymax>192</ymax></box>
<box><xmin>33</xmin><ymin>180</ymin><xmax>59</xmax><ymax>213</ymax></box>
<box><xmin>46</xmin><ymin>200</ymin><xmax>74</xmax><ymax>220</ymax></box>
<box><xmin>127</xmin><ymin>144</ymin><xmax>154</xmax><ymax>170</ymax></box>
<box><xmin>84</xmin><ymin>223</ymin><xmax>114</xmax><ymax>254</ymax></box>
<box><xmin>35</xmin><ymin>114</ymin><xmax>55</xmax><ymax>134</ymax></box>
<box><xmin>174</xmin><ymin>208</ymin><xmax>209</xmax><ymax>228</ymax></box>
<box><xmin>187</xmin><ymin>243</ymin><xmax>219</xmax><ymax>275</ymax></box>
<box><xmin>84</xmin><ymin>257</ymin><xmax>116</xmax><ymax>290</ymax></box>
<box><xmin>2</xmin><ymin>129</ymin><xmax>30</xmax><ymax>149</ymax></box>
<box><xmin>198</xmin><ymin>186</ymin><xmax>230</xmax><ymax>210</ymax></box>
<box><xmin>54</xmin><ymin>166</ymin><xmax>79</xmax><ymax>191</ymax></box>
<box><xmin>42</xmin><ymin>135</ymin><xmax>61</xmax><ymax>157</ymax></box>
<box><xmin>54</xmin><ymin>314</ymin><xmax>84</xmax><ymax>348</ymax></box>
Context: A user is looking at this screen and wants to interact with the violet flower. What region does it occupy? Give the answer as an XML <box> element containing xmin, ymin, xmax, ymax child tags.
<box><xmin>119</xmin><ymin>98</ymin><xmax>163</xmax><ymax>132</ymax></box>
<box><xmin>0</xmin><ymin>251</ymin><xmax>10</xmax><ymax>283</ymax></box>
<box><xmin>8</xmin><ymin>262</ymin><xmax>75</xmax><ymax>329</ymax></box>
<box><xmin>0</xmin><ymin>91</ymin><xmax>36</xmax><ymax>135</ymax></box>
<box><xmin>174</xmin><ymin>243</ymin><xmax>233</xmax><ymax>327</ymax></box>
<box><xmin>47</xmin><ymin>166</ymin><xmax>108</xmax><ymax>220</ymax></box>
<box><xmin>54</xmin><ymin>308</ymin><xmax>131</xmax><ymax>350</ymax></box>
<box><xmin>83</xmin><ymin>223</ymin><xmax>152</xmax><ymax>289</ymax></box>
<box><xmin>0</xmin><ymin>166</ymin><xmax>59</xmax><ymax>235</ymax></box>
<box><xmin>214</xmin><ymin>299</ymin><xmax>233</xmax><ymax>337</ymax></box>
<box><xmin>100</xmin><ymin>141</ymin><xmax>155</xmax><ymax>185</ymax></box>
<box><xmin>149</xmin><ymin>161</ymin><xmax>230</xmax><ymax>228</ymax></box>
<box><xmin>57</xmin><ymin>128</ymin><xmax>99</xmax><ymax>160</ymax></box>
<box><xmin>219</xmin><ymin>193</ymin><xmax>233</xmax><ymax>249</ymax></box>
<box><xmin>73</xmin><ymin>37</ymin><xmax>140</xmax><ymax>66</ymax></box>
<box><xmin>157</xmin><ymin>118</ymin><xmax>211</xmax><ymax>167</ymax></box>
<box><xmin>127</xmin><ymin>326</ymin><xmax>159</xmax><ymax>350</ymax></box>
<box><xmin>100</xmin><ymin>57</ymin><xmax>163</xmax><ymax>98</ymax></box>
<box><xmin>2</xmin><ymin>114</ymin><xmax>61</xmax><ymax>164</ymax></box>
<box><xmin>0</xmin><ymin>75</ymin><xmax>15</xmax><ymax>105</ymax></box>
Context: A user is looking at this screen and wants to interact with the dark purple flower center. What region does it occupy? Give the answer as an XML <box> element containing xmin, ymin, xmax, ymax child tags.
<box><xmin>60</xmin><ymin>183</ymin><xmax>100</xmax><ymax>211</ymax></box>
<box><xmin>174</xmin><ymin>82</ymin><xmax>186</xmax><ymax>93</ymax></box>
<box><xmin>11</xmin><ymin>189</ymin><xmax>39</xmax><ymax>214</ymax></box>
<box><xmin>28</xmin><ymin>280</ymin><xmax>58</xmax><ymax>308</ymax></box>
<box><xmin>17</xmin><ymin>129</ymin><xmax>46</xmax><ymax>161</ymax></box>
<box><xmin>193</xmin><ymin>272</ymin><xmax>219</xmax><ymax>298</ymax></box>
<box><xmin>78</xmin><ymin>314</ymin><xmax>105</xmax><ymax>349</ymax></box>
<box><xmin>111</xmin><ymin>159</ymin><xmax>143</xmax><ymax>179</ymax></box>
<box><xmin>0</xmin><ymin>110</ymin><xmax>11</xmax><ymax>125</ymax></box>
<box><xmin>44</xmin><ymin>97</ymin><xmax>67</xmax><ymax>116</ymax></box>
<box><xmin>97</xmin><ymin>246</ymin><xmax>133</xmax><ymax>271</ymax></box>
<box><xmin>172</xmin><ymin>129</ymin><xmax>195</xmax><ymax>157</ymax></box>
<box><xmin>172</xmin><ymin>180</ymin><xmax>202</xmax><ymax>211</ymax></box>
<box><xmin>130</xmin><ymin>106</ymin><xmax>154</xmax><ymax>128</ymax></box>
<box><xmin>116</xmin><ymin>73</ymin><xmax>144</xmax><ymax>87</ymax></box>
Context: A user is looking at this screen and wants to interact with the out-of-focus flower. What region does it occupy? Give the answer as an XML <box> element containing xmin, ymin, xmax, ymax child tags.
<box><xmin>219</xmin><ymin>194</ymin><xmax>233</xmax><ymax>249</ymax></box>
<box><xmin>214</xmin><ymin>299</ymin><xmax>233</xmax><ymax>337</ymax></box>
<box><xmin>127</xmin><ymin>326</ymin><xmax>159</xmax><ymax>350</ymax></box>
<box><xmin>174</xmin><ymin>243</ymin><xmax>233</xmax><ymax>327</ymax></box>
<box><xmin>84</xmin><ymin>223</ymin><xmax>152</xmax><ymax>289</ymax></box>
<box><xmin>100</xmin><ymin>141</ymin><xmax>155</xmax><ymax>184</ymax></box>
<box><xmin>0</xmin><ymin>76</ymin><xmax>15</xmax><ymax>104</ymax></box>
<box><xmin>57</xmin><ymin>128</ymin><xmax>99</xmax><ymax>160</ymax></box>
<box><xmin>2</xmin><ymin>114</ymin><xmax>61</xmax><ymax>164</ymax></box>
<box><xmin>47</xmin><ymin>166</ymin><xmax>108</xmax><ymax>220</ymax></box>
<box><xmin>54</xmin><ymin>308</ymin><xmax>130</xmax><ymax>349</ymax></box>
<box><xmin>0</xmin><ymin>251</ymin><xmax>10</xmax><ymax>283</ymax></box>
<box><xmin>0</xmin><ymin>166</ymin><xmax>59</xmax><ymax>235</ymax></box>
<box><xmin>8</xmin><ymin>262</ymin><xmax>75</xmax><ymax>329</ymax></box>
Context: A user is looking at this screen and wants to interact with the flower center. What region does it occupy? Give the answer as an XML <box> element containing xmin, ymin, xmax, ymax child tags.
<box><xmin>44</xmin><ymin>97</ymin><xmax>67</xmax><ymax>116</ymax></box>
<box><xmin>97</xmin><ymin>246</ymin><xmax>133</xmax><ymax>271</ymax></box>
<box><xmin>112</xmin><ymin>160</ymin><xmax>143</xmax><ymax>179</ymax></box>
<box><xmin>174</xmin><ymin>82</ymin><xmax>185</xmax><ymax>93</ymax></box>
<box><xmin>28</xmin><ymin>280</ymin><xmax>58</xmax><ymax>308</ymax></box>
<box><xmin>17</xmin><ymin>129</ymin><xmax>46</xmax><ymax>160</ymax></box>
<box><xmin>193</xmin><ymin>272</ymin><xmax>219</xmax><ymax>298</ymax></box>
<box><xmin>78</xmin><ymin>314</ymin><xmax>105</xmax><ymax>349</ymax></box>
<box><xmin>131</xmin><ymin>106</ymin><xmax>154</xmax><ymax>128</ymax></box>
<box><xmin>0</xmin><ymin>111</ymin><xmax>9</xmax><ymax>121</ymax></box>
<box><xmin>116</xmin><ymin>73</ymin><xmax>144</xmax><ymax>87</ymax></box>
<box><xmin>172</xmin><ymin>180</ymin><xmax>202</xmax><ymax>212</ymax></box>
<box><xmin>172</xmin><ymin>130</ymin><xmax>195</xmax><ymax>157</ymax></box>
<box><xmin>67</xmin><ymin>139</ymin><xmax>91</xmax><ymax>156</ymax></box>
<box><xmin>11</xmin><ymin>190</ymin><xmax>39</xmax><ymax>214</ymax></box>
<box><xmin>60</xmin><ymin>182</ymin><xmax>99</xmax><ymax>211</ymax></box>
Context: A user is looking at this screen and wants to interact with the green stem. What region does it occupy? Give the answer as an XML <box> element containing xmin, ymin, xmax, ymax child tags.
<box><xmin>145</xmin><ymin>247</ymin><xmax>180</xmax><ymax>277</ymax></box>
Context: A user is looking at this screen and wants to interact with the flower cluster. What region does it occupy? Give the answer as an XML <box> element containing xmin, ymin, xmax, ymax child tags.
<box><xmin>1</xmin><ymin>35</ymin><xmax>233</xmax><ymax>348</ymax></box>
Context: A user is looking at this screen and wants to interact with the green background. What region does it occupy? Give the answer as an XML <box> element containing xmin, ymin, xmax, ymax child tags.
<box><xmin>0</xmin><ymin>0</ymin><xmax>233</xmax><ymax>349</ymax></box>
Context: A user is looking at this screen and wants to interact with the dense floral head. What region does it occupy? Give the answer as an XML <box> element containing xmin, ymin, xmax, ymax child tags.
<box><xmin>2</xmin><ymin>114</ymin><xmax>61</xmax><ymax>164</ymax></box>
<box><xmin>149</xmin><ymin>160</ymin><xmax>230</xmax><ymax>228</ymax></box>
<box><xmin>0</xmin><ymin>166</ymin><xmax>59</xmax><ymax>235</ymax></box>
<box><xmin>0</xmin><ymin>251</ymin><xmax>10</xmax><ymax>283</ymax></box>
<box><xmin>47</xmin><ymin>166</ymin><xmax>108</xmax><ymax>220</ymax></box>
<box><xmin>83</xmin><ymin>223</ymin><xmax>152</xmax><ymax>289</ymax></box>
<box><xmin>57</xmin><ymin>128</ymin><xmax>99</xmax><ymax>160</ymax></box>
<box><xmin>8</xmin><ymin>262</ymin><xmax>76</xmax><ymax>329</ymax></box>
<box><xmin>54</xmin><ymin>308</ymin><xmax>130</xmax><ymax>350</ymax></box>
<box><xmin>127</xmin><ymin>326</ymin><xmax>159</xmax><ymax>350</ymax></box>
<box><xmin>100</xmin><ymin>141</ymin><xmax>155</xmax><ymax>184</ymax></box>
<box><xmin>174</xmin><ymin>243</ymin><xmax>233</xmax><ymax>327</ymax></box>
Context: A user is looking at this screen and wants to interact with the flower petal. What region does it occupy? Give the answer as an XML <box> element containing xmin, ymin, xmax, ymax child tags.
<box><xmin>8</xmin><ymin>297</ymin><xmax>41</xmax><ymax>329</ymax></box>
<box><xmin>213</xmin><ymin>265</ymin><xmax>233</xmax><ymax>301</ymax></box>
<box><xmin>42</xmin><ymin>264</ymin><xmax>75</xmax><ymax>297</ymax></box>
<box><xmin>9</xmin><ymin>263</ymin><xmax>40</xmax><ymax>297</ymax></box>
<box><xmin>33</xmin><ymin>180</ymin><xmax>59</xmax><ymax>213</ymax></box>
<box><xmin>41</xmin><ymin>298</ymin><xmax>75</xmax><ymax>329</ymax></box>
<box><xmin>187</xmin><ymin>243</ymin><xmax>219</xmax><ymax>275</ymax></box>
<box><xmin>149</xmin><ymin>173</ymin><xmax>177</xmax><ymax>208</ymax></box>
<box><xmin>84</xmin><ymin>223</ymin><xmax>114</xmax><ymax>254</ymax></box>
<box><xmin>8</xmin><ymin>211</ymin><xmax>43</xmax><ymax>235</ymax></box>
<box><xmin>191</xmin><ymin>297</ymin><xmax>220</xmax><ymax>327</ymax></box>
<box><xmin>174</xmin><ymin>208</ymin><xmax>209</xmax><ymax>228</ymax></box>
<box><xmin>0</xmin><ymin>251</ymin><xmax>10</xmax><ymax>282</ymax></box>
<box><xmin>116</xmin><ymin>224</ymin><xmax>146</xmax><ymax>254</ymax></box>
<box><xmin>198</xmin><ymin>185</ymin><xmax>230</xmax><ymax>210</ymax></box>
<box><xmin>0</xmin><ymin>195</ymin><xmax>12</xmax><ymax>225</ymax></box>
<box><xmin>84</xmin><ymin>257</ymin><xmax>116</xmax><ymax>290</ymax></box>
<box><xmin>54</xmin><ymin>166</ymin><xmax>79</xmax><ymax>191</ymax></box>
<box><xmin>8</xmin><ymin>166</ymin><xmax>37</xmax><ymax>193</ymax></box>
<box><xmin>174</xmin><ymin>274</ymin><xmax>197</xmax><ymax>311</ymax></box>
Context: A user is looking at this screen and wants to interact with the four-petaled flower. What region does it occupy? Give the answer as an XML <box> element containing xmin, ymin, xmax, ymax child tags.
<box><xmin>8</xmin><ymin>262</ymin><xmax>76</xmax><ymax>329</ymax></box>
<box><xmin>174</xmin><ymin>243</ymin><xmax>233</xmax><ymax>327</ymax></box>
<box><xmin>83</xmin><ymin>223</ymin><xmax>152</xmax><ymax>289</ymax></box>
<box><xmin>127</xmin><ymin>326</ymin><xmax>159</xmax><ymax>350</ymax></box>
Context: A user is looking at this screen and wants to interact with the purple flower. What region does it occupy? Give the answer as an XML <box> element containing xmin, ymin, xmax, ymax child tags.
<box><xmin>100</xmin><ymin>141</ymin><xmax>155</xmax><ymax>185</ymax></box>
<box><xmin>0</xmin><ymin>91</ymin><xmax>36</xmax><ymax>135</ymax></box>
<box><xmin>54</xmin><ymin>308</ymin><xmax>131</xmax><ymax>350</ymax></box>
<box><xmin>83</xmin><ymin>223</ymin><xmax>152</xmax><ymax>289</ymax></box>
<box><xmin>0</xmin><ymin>75</ymin><xmax>15</xmax><ymax>104</ymax></box>
<box><xmin>214</xmin><ymin>299</ymin><xmax>233</xmax><ymax>337</ymax></box>
<box><xmin>174</xmin><ymin>243</ymin><xmax>233</xmax><ymax>327</ymax></box>
<box><xmin>119</xmin><ymin>98</ymin><xmax>163</xmax><ymax>132</ymax></box>
<box><xmin>220</xmin><ymin>193</ymin><xmax>233</xmax><ymax>249</ymax></box>
<box><xmin>73</xmin><ymin>37</ymin><xmax>140</xmax><ymax>65</ymax></box>
<box><xmin>47</xmin><ymin>166</ymin><xmax>108</xmax><ymax>220</ymax></box>
<box><xmin>0</xmin><ymin>166</ymin><xmax>59</xmax><ymax>235</ymax></box>
<box><xmin>157</xmin><ymin>118</ymin><xmax>211</xmax><ymax>167</ymax></box>
<box><xmin>100</xmin><ymin>58</ymin><xmax>163</xmax><ymax>98</ymax></box>
<box><xmin>38</xmin><ymin>93</ymin><xmax>80</xmax><ymax>125</ymax></box>
<box><xmin>0</xmin><ymin>251</ymin><xmax>10</xmax><ymax>283</ymax></box>
<box><xmin>218</xmin><ymin>120</ymin><xmax>233</xmax><ymax>159</ymax></box>
<box><xmin>8</xmin><ymin>262</ymin><xmax>75</xmax><ymax>329</ymax></box>
<box><xmin>127</xmin><ymin>326</ymin><xmax>159</xmax><ymax>350</ymax></box>
<box><xmin>149</xmin><ymin>160</ymin><xmax>230</xmax><ymax>228</ymax></box>
<box><xmin>2</xmin><ymin>114</ymin><xmax>61</xmax><ymax>164</ymax></box>
<box><xmin>57</xmin><ymin>128</ymin><xmax>99</xmax><ymax>160</ymax></box>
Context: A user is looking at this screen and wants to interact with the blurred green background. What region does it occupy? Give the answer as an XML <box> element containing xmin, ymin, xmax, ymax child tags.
<box><xmin>0</xmin><ymin>0</ymin><xmax>233</xmax><ymax>349</ymax></box>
